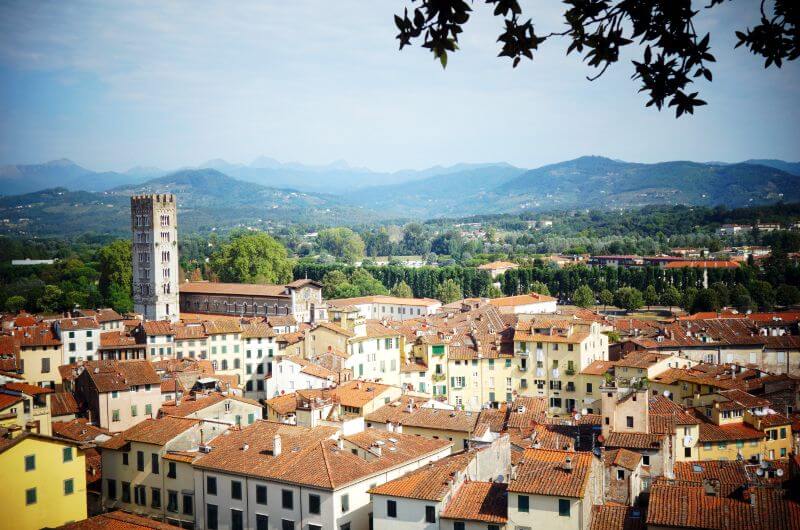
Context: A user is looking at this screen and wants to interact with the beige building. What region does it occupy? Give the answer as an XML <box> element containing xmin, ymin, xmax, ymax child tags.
<box><xmin>15</xmin><ymin>324</ymin><xmax>63</xmax><ymax>389</ymax></box>
<box><xmin>0</xmin><ymin>382</ymin><xmax>53</xmax><ymax>436</ymax></box>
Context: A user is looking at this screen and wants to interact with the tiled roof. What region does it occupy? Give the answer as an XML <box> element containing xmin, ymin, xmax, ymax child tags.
<box><xmin>285</xmin><ymin>279</ymin><xmax>323</xmax><ymax>289</ymax></box>
<box><xmin>698</xmin><ymin>421</ymin><xmax>764</xmax><ymax>442</ymax></box>
<box><xmin>55</xmin><ymin>510</ymin><xmax>184</xmax><ymax>529</ymax></box>
<box><xmin>94</xmin><ymin>308</ymin><xmax>124</xmax><ymax>323</ymax></box>
<box><xmin>159</xmin><ymin>392</ymin><xmax>262</xmax><ymax>417</ymax></box>
<box><xmin>648</xmin><ymin>395</ymin><xmax>700</xmax><ymax>424</ymax></box>
<box><xmin>241</xmin><ymin>322</ymin><xmax>276</xmax><ymax>338</ymax></box>
<box><xmin>664</xmin><ymin>260</ymin><xmax>740</xmax><ymax>269</ymax></box>
<box><xmin>15</xmin><ymin>324</ymin><xmax>61</xmax><ymax>347</ymax></box>
<box><xmin>366</xmin><ymin>397</ymin><xmax>479</xmax><ymax>433</ymax></box>
<box><xmin>173</xmin><ymin>325</ymin><xmax>207</xmax><ymax>340</ymax></box>
<box><xmin>509</xmin><ymin>449</ymin><xmax>594</xmax><ymax>498</ymax></box>
<box><xmin>440</xmin><ymin>481</ymin><xmax>508</xmax><ymax>523</ymax></box>
<box><xmin>141</xmin><ymin>320</ymin><xmax>174</xmax><ymax>336</ymax></box>
<box><xmin>102</xmin><ymin>416</ymin><xmax>200</xmax><ymax>448</ymax></box>
<box><xmin>58</xmin><ymin>317</ymin><xmax>100</xmax><ymax>330</ymax></box>
<box><xmin>52</xmin><ymin>418</ymin><xmax>109</xmax><ymax>443</ymax></box>
<box><xmin>581</xmin><ymin>359</ymin><xmax>615</xmax><ymax>375</ymax></box>
<box><xmin>312</xmin><ymin>321</ymin><xmax>354</xmax><ymax>337</ymax></box>
<box><xmin>756</xmin><ymin>412</ymin><xmax>792</xmax><ymax>427</ymax></box>
<box><xmin>604</xmin><ymin>448</ymin><xmax>642</xmax><ymax>471</ymax></box>
<box><xmin>82</xmin><ymin>360</ymin><xmax>161</xmax><ymax>392</ymax></box>
<box><xmin>193</xmin><ymin>421</ymin><xmax>451</xmax><ymax>490</ymax></box>
<box><xmin>3</xmin><ymin>381</ymin><xmax>54</xmax><ymax>396</ymax></box>
<box><xmin>532</xmin><ymin>424</ymin><xmax>575</xmax><ymax>451</ymax></box>
<box><xmin>180</xmin><ymin>281</ymin><xmax>289</xmax><ymax>297</ymax></box>
<box><xmin>604</xmin><ymin>432</ymin><xmax>664</xmax><ymax>449</ymax></box>
<box><xmin>0</xmin><ymin>335</ymin><xmax>20</xmax><ymax>356</ymax></box>
<box><xmin>489</xmin><ymin>292</ymin><xmax>557</xmax><ymax>307</ymax></box>
<box><xmin>332</xmin><ymin>380</ymin><xmax>393</xmax><ymax>408</ymax></box>
<box><xmin>202</xmin><ymin>320</ymin><xmax>242</xmax><ymax>335</ymax></box>
<box><xmin>51</xmin><ymin>391</ymin><xmax>81</xmax><ymax>416</ymax></box>
<box><xmin>716</xmin><ymin>389</ymin><xmax>771</xmax><ymax>410</ymax></box>
<box><xmin>646</xmin><ymin>482</ymin><xmax>756</xmax><ymax>530</ymax></box>
<box><xmin>0</xmin><ymin>392</ymin><xmax>23</xmax><ymax>410</ymax></box>
<box><xmin>589</xmin><ymin>505</ymin><xmax>647</xmax><ymax>530</ymax></box>
<box><xmin>368</xmin><ymin>451</ymin><xmax>473</xmax><ymax>500</ymax></box>
<box><xmin>99</xmin><ymin>331</ymin><xmax>141</xmax><ymax>349</ymax></box>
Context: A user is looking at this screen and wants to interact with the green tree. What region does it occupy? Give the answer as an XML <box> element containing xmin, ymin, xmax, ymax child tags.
<box><xmin>391</xmin><ymin>281</ymin><xmax>414</xmax><ymax>298</ymax></box>
<box><xmin>748</xmin><ymin>280</ymin><xmax>776</xmax><ymax>310</ymax></box>
<box><xmin>682</xmin><ymin>287</ymin><xmax>698</xmax><ymax>311</ymax></box>
<box><xmin>209</xmin><ymin>232</ymin><xmax>293</xmax><ymax>284</ymax></box>
<box><xmin>613</xmin><ymin>287</ymin><xmax>643</xmax><ymax>312</ymax></box>
<box><xmin>322</xmin><ymin>270</ymin><xmax>350</xmax><ymax>299</ymax></box>
<box><xmin>660</xmin><ymin>285</ymin><xmax>682</xmax><ymax>311</ymax></box>
<box><xmin>97</xmin><ymin>240</ymin><xmax>133</xmax><ymax>312</ymax></box>
<box><xmin>350</xmin><ymin>269</ymin><xmax>389</xmax><ymax>296</ymax></box>
<box><xmin>38</xmin><ymin>284</ymin><xmax>63</xmax><ymax>313</ymax></box>
<box><xmin>776</xmin><ymin>284</ymin><xmax>800</xmax><ymax>307</ymax></box>
<box><xmin>572</xmin><ymin>285</ymin><xmax>595</xmax><ymax>309</ymax></box>
<box><xmin>691</xmin><ymin>288</ymin><xmax>721</xmax><ymax>313</ymax></box>
<box><xmin>316</xmin><ymin>228</ymin><xmax>366</xmax><ymax>263</ymax></box>
<box><xmin>436</xmin><ymin>279</ymin><xmax>463</xmax><ymax>304</ymax></box>
<box><xmin>4</xmin><ymin>295</ymin><xmax>26</xmax><ymax>313</ymax></box>
<box><xmin>643</xmin><ymin>285</ymin><xmax>658</xmax><ymax>309</ymax></box>
<box><xmin>598</xmin><ymin>289</ymin><xmax>614</xmax><ymax>311</ymax></box>
<box><xmin>481</xmin><ymin>284</ymin><xmax>504</xmax><ymax>298</ymax></box>
<box><xmin>529</xmin><ymin>281</ymin><xmax>550</xmax><ymax>296</ymax></box>
<box><xmin>730</xmin><ymin>284</ymin><xmax>755</xmax><ymax>313</ymax></box>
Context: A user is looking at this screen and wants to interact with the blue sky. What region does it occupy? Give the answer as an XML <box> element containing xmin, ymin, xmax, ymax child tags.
<box><xmin>0</xmin><ymin>1</ymin><xmax>798</xmax><ymax>173</ymax></box>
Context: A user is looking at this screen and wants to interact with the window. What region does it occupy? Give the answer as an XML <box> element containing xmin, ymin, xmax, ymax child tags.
<box><xmin>309</xmin><ymin>526</ymin><xmax>321</xmax><ymax>530</ymax></box>
<box><xmin>282</xmin><ymin>521</ymin><xmax>294</xmax><ymax>530</ymax></box>
<box><xmin>64</xmin><ymin>478</ymin><xmax>74</xmax><ymax>495</ymax></box>
<box><xmin>107</xmin><ymin>479</ymin><xmax>117</xmax><ymax>500</ymax></box>
<box><xmin>131</xmin><ymin>405</ymin><xmax>138</xmax><ymax>417</ymax></box>
<box><xmin>145</xmin><ymin>403</ymin><xmax>152</xmax><ymax>417</ymax></box>
<box><xmin>249</xmin><ymin>484</ymin><xmax>266</xmax><ymax>505</ymax></box>
<box><xmin>256</xmin><ymin>515</ymin><xmax>269</xmax><ymax>530</ymax></box>
<box><xmin>425</xmin><ymin>505</ymin><xmax>436</xmax><ymax>523</ymax></box>
<box><xmin>341</xmin><ymin>493</ymin><xmax>349</xmax><ymax>513</ymax></box>
<box><xmin>780</xmin><ymin>427</ymin><xmax>787</xmax><ymax>439</ymax></box>
<box><xmin>231</xmin><ymin>509</ymin><xmax>244</xmax><ymax>530</ymax></box>
<box><xmin>167</xmin><ymin>461</ymin><xmax>176</xmax><ymax>479</ymax></box>
<box><xmin>309</xmin><ymin>493</ymin><xmax>320</xmax><ymax>514</ymax></box>
<box><xmin>282</xmin><ymin>489</ymin><xmax>293</xmax><ymax>509</ymax></box>
<box><xmin>134</xmin><ymin>485</ymin><xmax>146</xmax><ymax>506</ymax></box>
<box><xmin>167</xmin><ymin>490</ymin><xmax>178</xmax><ymax>513</ymax></box>
<box><xmin>586</xmin><ymin>383</ymin><xmax>593</xmax><ymax>394</ymax></box>
<box><xmin>24</xmin><ymin>454</ymin><xmax>35</xmax><ymax>471</ymax></box>
<box><xmin>685</xmin><ymin>447</ymin><xmax>692</xmax><ymax>458</ymax></box>
<box><xmin>122</xmin><ymin>452</ymin><xmax>129</xmax><ymax>466</ymax></box>
<box><xmin>231</xmin><ymin>480</ymin><xmax>242</xmax><ymax>500</ymax></box>
<box><xmin>207</xmin><ymin>476</ymin><xmax>217</xmax><ymax>495</ymax></box>
<box><xmin>41</xmin><ymin>358</ymin><xmax>50</xmax><ymax>373</ymax></box>
<box><xmin>151</xmin><ymin>487</ymin><xmax>161</xmax><ymax>508</ymax></box>
<box><xmin>183</xmin><ymin>494</ymin><xmax>193</xmax><ymax>515</ymax></box>
<box><xmin>62</xmin><ymin>447</ymin><xmax>73</xmax><ymax>462</ymax></box>
<box><xmin>518</xmin><ymin>494</ymin><xmax>529</xmax><ymax>512</ymax></box>
<box><xmin>151</xmin><ymin>453</ymin><xmax>159</xmax><ymax>474</ymax></box>
<box><xmin>25</xmin><ymin>488</ymin><xmax>36</xmax><ymax>505</ymax></box>
<box><xmin>626</xmin><ymin>416</ymin><xmax>634</xmax><ymax>428</ymax></box>
<box><xmin>387</xmin><ymin>499</ymin><xmax>397</xmax><ymax>518</ymax></box>
<box><xmin>340</xmin><ymin>524</ymin><xmax>351</xmax><ymax>530</ymax></box>
<box><xmin>559</xmin><ymin>498</ymin><xmax>571</xmax><ymax>517</ymax></box>
<box><xmin>112</xmin><ymin>409</ymin><xmax>120</xmax><ymax>422</ymax></box>
<box><xmin>617</xmin><ymin>469</ymin><xmax>625</xmax><ymax>480</ymax></box>
<box><xmin>207</xmin><ymin>504</ymin><xmax>218</xmax><ymax>530</ymax></box>
<box><xmin>454</xmin><ymin>523</ymin><xmax>465</xmax><ymax>530</ymax></box>
<box><xmin>122</xmin><ymin>482</ymin><xmax>131</xmax><ymax>503</ymax></box>
<box><xmin>137</xmin><ymin>451</ymin><xmax>144</xmax><ymax>471</ymax></box>
<box><xmin>642</xmin><ymin>455</ymin><xmax>650</xmax><ymax>466</ymax></box>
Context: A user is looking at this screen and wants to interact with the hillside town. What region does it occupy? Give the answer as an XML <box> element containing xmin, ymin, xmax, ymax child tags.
<box><xmin>0</xmin><ymin>194</ymin><xmax>798</xmax><ymax>530</ymax></box>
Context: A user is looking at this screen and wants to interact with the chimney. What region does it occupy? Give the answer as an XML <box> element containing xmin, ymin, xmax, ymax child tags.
<box><xmin>702</xmin><ymin>478</ymin><xmax>719</xmax><ymax>497</ymax></box>
<box><xmin>337</xmin><ymin>438</ymin><xmax>344</xmax><ymax>450</ymax></box>
<box><xmin>563</xmin><ymin>456</ymin><xmax>573</xmax><ymax>473</ymax></box>
<box><xmin>372</xmin><ymin>444</ymin><xmax>382</xmax><ymax>457</ymax></box>
<box><xmin>242</xmin><ymin>443</ymin><xmax>249</xmax><ymax>451</ymax></box>
<box><xmin>272</xmin><ymin>434</ymin><xmax>282</xmax><ymax>456</ymax></box>
<box><xmin>386</xmin><ymin>422</ymin><xmax>394</xmax><ymax>433</ymax></box>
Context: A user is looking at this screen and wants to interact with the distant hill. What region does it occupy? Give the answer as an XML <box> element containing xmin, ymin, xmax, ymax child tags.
<box><xmin>741</xmin><ymin>159</ymin><xmax>800</xmax><ymax>176</ymax></box>
<box><xmin>0</xmin><ymin>159</ymin><xmax>150</xmax><ymax>195</ymax></box>
<box><xmin>0</xmin><ymin>169</ymin><xmax>378</xmax><ymax>236</ymax></box>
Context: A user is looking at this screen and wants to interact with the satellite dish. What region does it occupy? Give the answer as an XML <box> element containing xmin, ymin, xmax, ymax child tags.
<box><xmin>574</xmin><ymin>413</ymin><xmax>582</xmax><ymax>421</ymax></box>
<box><xmin>663</xmin><ymin>390</ymin><xmax>671</xmax><ymax>398</ymax></box>
<box><xmin>761</xmin><ymin>460</ymin><xmax>770</xmax><ymax>469</ymax></box>
<box><xmin>581</xmin><ymin>408</ymin><xmax>589</xmax><ymax>416</ymax></box>
<box><xmin>756</xmin><ymin>468</ymin><xmax>764</xmax><ymax>476</ymax></box>
<box><xmin>776</xmin><ymin>469</ymin><xmax>784</xmax><ymax>477</ymax></box>
<box><xmin>683</xmin><ymin>435</ymin><xmax>694</xmax><ymax>446</ymax></box>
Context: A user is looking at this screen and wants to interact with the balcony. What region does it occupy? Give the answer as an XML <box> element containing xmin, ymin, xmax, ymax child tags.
<box><xmin>518</xmin><ymin>364</ymin><xmax>528</xmax><ymax>372</ymax></box>
<box><xmin>552</xmin><ymin>368</ymin><xmax>560</xmax><ymax>379</ymax></box>
<box><xmin>536</xmin><ymin>350</ymin><xmax>545</xmax><ymax>361</ymax></box>
<box><xmin>432</xmin><ymin>373</ymin><xmax>446</xmax><ymax>383</ymax></box>
<box><xmin>566</xmin><ymin>383</ymin><xmax>576</xmax><ymax>392</ymax></box>
<box><xmin>536</xmin><ymin>368</ymin><xmax>544</xmax><ymax>378</ymax></box>
<box><xmin>565</xmin><ymin>368</ymin><xmax>575</xmax><ymax>376</ymax></box>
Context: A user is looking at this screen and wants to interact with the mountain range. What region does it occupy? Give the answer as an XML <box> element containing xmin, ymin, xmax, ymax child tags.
<box><xmin>0</xmin><ymin>156</ymin><xmax>798</xmax><ymax>236</ymax></box>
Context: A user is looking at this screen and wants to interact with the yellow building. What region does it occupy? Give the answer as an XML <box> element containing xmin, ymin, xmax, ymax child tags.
<box><xmin>0</xmin><ymin>382</ymin><xmax>54</xmax><ymax>436</ymax></box>
<box><xmin>0</xmin><ymin>429</ymin><xmax>87</xmax><ymax>529</ymax></box>
<box><xmin>15</xmin><ymin>323</ymin><xmax>64</xmax><ymax>389</ymax></box>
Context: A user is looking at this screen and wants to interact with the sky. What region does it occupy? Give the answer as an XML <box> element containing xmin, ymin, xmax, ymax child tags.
<box><xmin>0</xmin><ymin>1</ymin><xmax>798</xmax><ymax>173</ymax></box>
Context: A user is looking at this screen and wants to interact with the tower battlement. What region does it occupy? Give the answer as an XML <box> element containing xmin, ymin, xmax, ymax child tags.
<box><xmin>131</xmin><ymin>193</ymin><xmax>175</xmax><ymax>203</ymax></box>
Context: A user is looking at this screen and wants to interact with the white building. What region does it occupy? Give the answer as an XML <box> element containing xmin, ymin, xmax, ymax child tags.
<box><xmin>347</xmin><ymin>321</ymin><xmax>403</xmax><ymax>386</ymax></box>
<box><xmin>488</xmin><ymin>293</ymin><xmax>558</xmax><ymax>315</ymax></box>
<box><xmin>265</xmin><ymin>357</ymin><xmax>336</xmax><ymax>398</ymax></box>
<box><xmin>328</xmin><ymin>296</ymin><xmax>442</xmax><ymax>322</ymax></box>
<box><xmin>58</xmin><ymin>316</ymin><xmax>100</xmax><ymax>364</ymax></box>
<box><xmin>192</xmin><ymin>421</ymin><xmax>452</xmax><ymax>530</ymax></box>
<box><xmin>131</xmin><ymin>194</ymin><xmax>180</xmax><ymax>322</ymax></box>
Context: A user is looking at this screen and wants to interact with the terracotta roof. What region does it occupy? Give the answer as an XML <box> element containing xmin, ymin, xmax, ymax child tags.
<box><xmin>604</xmin><ymin>448</ymin><xmax>642</xmax><ymax>471</ymax></box>
<box><xmin>3</xmin><ymin>381</ymin><xmax>54</xmax><ymax>396</ymax></box>
<box><xmin>509</xmin><ymin>449</ymin><xmax>594</xmax><ymax>497</ymax></box>
<box><xmin>489</xmin><ymin>292</ymin><xmax>557</xmax><ymax>307</ymax></box>
<box><xmin>590</xmin><ymin>505</ymin><xmax>647</xmax><ymax>530</ymax></box>
<box><xmin>99</xmin><ymin>331</ymin><xmax>141</xmax><ymax>349</ymax></box>
<box><xmin>366</xmin><ymin>397</ymin><xmax>479</xmax><ymax>433</ymax></box>
<box><xmin>440</xmin><ymin>481</ymin><xmax>508</xmax><ymax>523</ymax></box>
<box><xmin>286</xmin><ymin>279</ymin><xmax>323</xmax><ymax>289</ymax></box>
<box><xmin>582</xmin><ymin>360</ymin><xmax>615</xmax><ymax>375</ymax></box>
<box><xmin>163</xmin><ymin>450</ymin><xmax>199</xmax><ymax>464</ymax></box>
<box><xmin>368</xmin><ymin>451</ymin><xmax>473</xmax><ymax>500</ymax></box>
<box><xmin>756</xmin><ymin>412</ymin><xmax>792</xmax><ymax>428</ymax></box>
<box><xmin>266</xmin><ymin>392</ymin><xmax>302</xmax><ymax>416</ymax></box>
<box><xmin>332</xmin><ymin>380</ymin><xmax>393</xmax><ymax>408</ymax></box>
<box><xmin>0</xmin><ymin>335</ymin><xmax>20</xmax><ymax>356</ymax></box>
<box><xmin>180</xmin><ymin>281</ymin><xmax>289</xmax><ymax>297</ymax></box>
<box><xmin>0</xmin><ymin>392</ymin><xmax>23</xmax><ymax>410</ymax></box>
<box><xmin>604</xmin><ymin>432</ymin><xmax>664</xmax><ymax>449</ymax></box>
<box><xmin>241</xmin><ymin>322</ymin><xmax>276</xmax><ymax>338</ymax></box>
<box><xmin>646</xmin><ymin>482</ymin><xmax>757</xmax><ymax>529</ymax></box>
<box><xmin>312</xmin><ymin>321</ymin><xmax>355</xmax><ymax>337</ymax></box>
<box><xmin>664</xmin><ymin>260</ymin><xmax>740</xmax><ymax>269</ymax></box>
<box><xmin>52</xmin><ymin>418</ymin><xmax>110</xmax><ymax>443</ymax></box>
<box><xmin>327</xmin><ymin>295</ymin><xmax>441</xmax><ymax>308</ymax></box>
<box><xmin>82</xmin><ymin>360</ymin><xmax>161</xmax><ymax>393</ymax></box>
<box><xmin>173</xmin><ymin>324</ymin><xmax>207</xmax><ymax>340</ymax></box>
<box><xmin>15</xmin><ymin>324</ymin><xmax>61</xmax><ymax>347</ymax></box>
<box><xmin>51</xmin><ymin>391</ymin><xmax>81</xmax><ymax>416</ymax></box>
<box><xmin>55</xmin><ymin>510</ymin><xmax>185</xmax><ymax>530</ymax></box>
<box><xmin>477</xmin><ymin>260</ymin><xmax>519</xmax><ymax>270</ymax></box>
<box><xmin>716</xmin><ymin>389</ymin><xmax>771</xmax><ymax>411</ymax></box>
<box><xmin>159</xmin><ymin>392</ymin><xmax>262</xmax><ymax>417</ymax></box>
<box><xmin>94</xmin><ymin>309</ymin><xmax>124</xmax><ymax>323</ymax></box>
<box><xmin>698</xmin><ymin>421</ymin><xmax>765</xmax><ymax>442</ymax></box>
<box><xmin>59</xmin><ymin>317</ymin><xmax>100</xmax><ymax>330</ymax></box>
<box><xmin>140</xmin><ymin>320</ymin><xmax>174</xmax><ymax>336</ymax></box>
<box><xmin>102</xmin><ymin>416</ymin><xmax>200</xmax><ymax>448</ymax></box>
<box><xmin>649</xmin><ymin>395</ymin><xmax>700</xmax><ymax>425</ymax></box>
<box><xmin>193</xmin><ymin>421</ymin><xmax>452</xmax><ymax>490</ymax></box>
